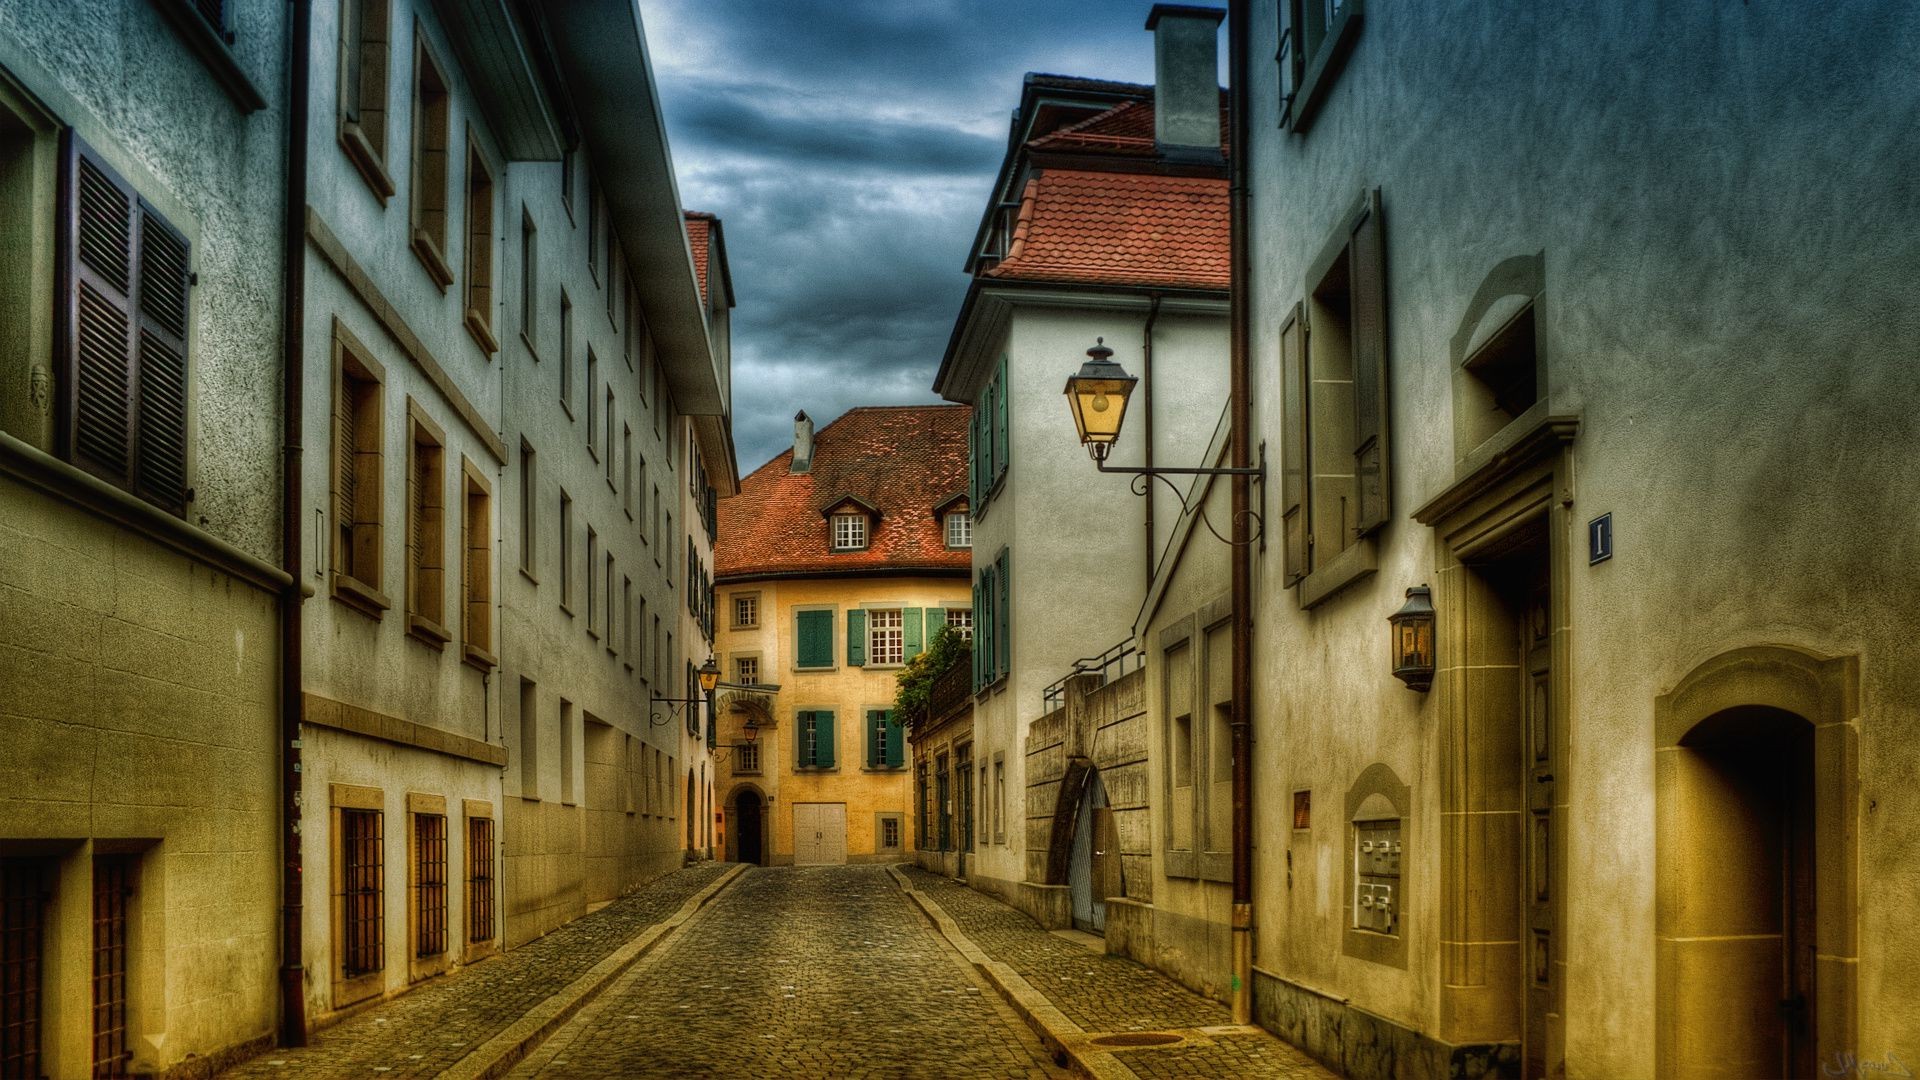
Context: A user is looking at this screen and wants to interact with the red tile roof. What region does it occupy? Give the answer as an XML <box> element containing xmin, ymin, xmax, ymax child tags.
<box><xmin>716</xmin><ymin>405</ymin><xmax>972</xmax><ymax>581</ymax></box>
<box><xmin>1026</xmin><ymin>93</ymin><xmax>1230</xmax><ymax>157</ymax></box>
<box><xmin>984</xmin><ymin>169</ymin><xmax>1228</xmax><ymax>290</ymax></box>
<box><xmin>685</xmin><ymin>211</ymin><xmax>714</xmax><ymax>305</ymax></box>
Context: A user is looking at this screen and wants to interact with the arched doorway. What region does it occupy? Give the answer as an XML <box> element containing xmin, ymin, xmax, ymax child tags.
<box><xmin>732</xmin><ymin>789</ymin><xmax>764</xmax><ymax>865</ymax></box>
<box><xmin>1655</xmin><ymin>646</ymin><xmax>1859</xmax><ymax>1080</ymax></box>
<box><xmin>1067</xmin><ymin>768</ymin><xmax>1112</xmax><ymax>933</ymax></box>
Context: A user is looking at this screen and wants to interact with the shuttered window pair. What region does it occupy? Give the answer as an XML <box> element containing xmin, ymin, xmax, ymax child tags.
<box><xmin>966</xmin><ymin>356</ymin><xmax>1011</xmax><ymax>511</ymax></box>
<box><xmin>867</xmin><ymin>710</ymin><xmax>904</xmax><ymax>769</ymax></box>
<box><xmin>971</xmin><ymin>550</ymin><xmax>1010</xmax><ymax>691</ymax></box>
<box><xmin>797</xmin><ymin>710</ymin><xmax>836</xmax><ymax>769</ymax></box>
<box><xmin>59</xmin><ymin>134</ymin><xmax>191</xmax><ymax>517</ymax></box>
<box><xmin>1279</xmin><ymin>188</ymin><xmax>1391</xmax><ymax>593</ymax></box>
<box><xmin>845</xmin><ymin>608</ymin><xmax>939</xmax><ymax>668</ymax></box>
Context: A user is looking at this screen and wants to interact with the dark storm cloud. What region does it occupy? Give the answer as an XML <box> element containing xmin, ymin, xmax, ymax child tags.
<box><xmin>637</xmin><ymin>0</ymin><xmax>1188</xmax><ymax>471</ymax></box>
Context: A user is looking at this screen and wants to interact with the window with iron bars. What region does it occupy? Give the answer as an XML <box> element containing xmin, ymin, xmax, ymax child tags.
<box><xmin>414</xmin><ymin>814</ymin><xmax>447</xmax><ymax>957</ymax></box>
<box><xmin>467</xmin><ymin>817</ymin><xmax>494</xmax><ymax>945</ymax></box>
<box><xmin>341</xmin><ymin>809</ymin><xmax>384</xmax><ymax>977</ymax></box>
<box><xmin>92</xmin><ymin>855</ymin><xmax>133</xmax><ymax>1080</ymax></box>
<box><xmin>1</xmin><ymin>859</ymin><xmax>50</xmax><ymax>1078</ymax></box>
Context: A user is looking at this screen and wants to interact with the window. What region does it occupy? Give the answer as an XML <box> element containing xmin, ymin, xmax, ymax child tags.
<box><xmin>559</xmin><ymin>290</ymin><xmax>573</xmax><ymax>414</ymax></box>
<box><xmin>637</xmin><ymin>457</ymin><xmax>650</xmax><ymax>537</ymax></box>
<box><xmin>993</xmin><ymin>757</ymin><xmax>1006</xmax><ymax>844</ymax></box>
<box><xmin>463</xmin><ymin>141</ymin><xmax>497</xmax><ymax>353</ymax></box>
<box><xmin>59</xmin><ymin>138</ymin><xmax>193</xmax><ymax>516</ymax></box>
<box><xmin>518</xmin><ymin>440</ymin><xmax>536</xmax><ymax>578</ymax></box>
<box><xmin>406</xmin><ymin>404</ymin><xmax>447</xmax><ymax>642</ymax></box>
<box><xmin>968</xmin><ymin>356</ymin><xmax>1010</xmax><ymax>511</ymax></box>
<box><xmin>879</xmin><ymin>815</ymin><xmax>902</xmax><ymax>851</ymax></box>
<box><xmin>795</xmin><ymin>609</ymin><xmax>834</xmax><ymax>669</ymax></box>
<box><xmin>585</xmin><ymin>527</ymin><xmax>599</xmax><ymax>636</ymax></box>
<box><xmin>586</xmin><ymin>174</ymin><xmax>600</xmax><ymax>279</ymax></box>
<box><xmin>733</xmin><ymin>593</ymin><xmax>758</xmax><ymax>628</ymax></box>
<box><xmin>518</xmin><ymin>679</ymin><xmax>538</xmax><ymax>798</ymax></box>
<box><xmin>605</xmin><ymin>387</ymin><xmax>616</xmax><ymax>485</ymax></box>
<box><xmin>623</xmin><ymin>425</ymin><xmax>634</xmax><ymax>516</ymax></box>
<box><xmin>519</xmin><ymin>208</ymin><xmax>536</xmax><ymax>348</ymax></box>
<box><xmin>936</xmin><ymin>754</ymin><xmax>951</xmax><ymax>850</ymax></box>
<box><xmin>1280</xmin><ymin>0</ymin><xmax>1363</xmax><ymax>133</ymax></box>
<box><xmin>736</xmin><ymin>740</ymin><xmax>760</xmax><ymax>774</ymax></box>
<box><xmin>338</xmin><ymin>0</ymin><xmax>394</xmax><ymax>197</ymax></box>
<box><xmin>649</xmin><ymin>482</ymin><xmax>661</xmax><ymax>551</ymax></box>
<box><xmin>411</xmin><ymin>810</ymin><xmax>447</xmax><ymax>958</ymax></box>
<box><xmin>558</xmin><ymin>490</ymin><xmax>573</xmax><ymax>612</ymax></box>
<box><xmin>91</xmin><ymin>854</ymin><xmax>133</xmax><ymax>1078</ymax></box>
<box><xmin>339</xmin><ymin>804</ymin><xmax>384</xmax><ymax>981</ymax></box>
<box><xmin>946</xmin><ymin>608</ymin><xmax>973</xmax><ymax>641</ymax></box>
<box><xmin>637</xmin><ymin>597</ymin><xmax>649</xmax><ymax>680</ymax></box>
<box><xmin>0</xmin><ymin>858</ymin><xmax>50</xmax><ymax>1075</ymax></box>
<box><xmin>916</xmin><ymin>765</ymin><xmax>930</xmax><ymax>847</ymax></box>
<box><xmin>868</xmin><ymin>609</ymin><xmax>904</xmax><ymax>666</ymax></box>
<box><xmin>604</xmin><ymin>552</ymin><xmax>615</xmax><ymax>652</ymax></box>
<box><xmin>831</xmin><ymin>513</ymin><xmax>867</xmax><ymax>551</ymax></box>
<box><xmin>607</xmin><ymin>241</ymin><xmax>621</xmax><ymax>325</ymax></box>
<box><xmin>558</xmin><ymin>701</ymin><xmax>575</xmax><ymax>805</ymax></box>
<box><xmin>972</xmin><ymin>550</ymin><xmax>1010</xmax><ymax>689</ymax></box>
<box><xmin>332</xmin><ymin>324</ymin><xmax>386</xmax><ymax>612</ymax></box>
<box><xmin>1280</xmin><ymin>189</ymin><xmax>1388</xmax><ymax>604</ymax></box>
<box><xmin>945</xmin><ymin>510</ymin><xmax>971</xmax><ymax>549</ymax></box>
<box><xmin>466</xmin><ymin>814</ymin><xmax>494</xmax><ymax>945</ymax></box>
<box><xmin>559</xmin><ymin>146</ymin><xmax>575</xmax><ymax>220</ymax></box>
<box><xmin>1459</xmin><ymin>300</ymin><xmax>1540</xmax><ymax>449</ymax></box>
<box><xmin>622</xmin><ymin>576</ymin><xmax>634</xmax><ymax>669</ymax></box>
<box><xmin>408</xmin><ymin>31</ymin><xmax>453</xmax><ymax>288</ymax></box>
<box><xmin>796</xmin><ymin>710</ymin><xmax>836</xmax><ymax>769</ymax></box>
<box><xmin>586</xmin><ymin>349</ymin><xmax>599</xmax><ymax>456</ymax></box>
<box><xmin>461</xmin><ymin>463</ymin><xmax>493</xmax><ymax>666</ymax></box>
<box><xmin>867</xmin><ymin>709</ymin><xmax>903</xmax><ymax>768</ymax></box>
<box><xmin>734</xmin><ymin>656</ymin><xmax>759</xmax><ymax>685</ymax></box>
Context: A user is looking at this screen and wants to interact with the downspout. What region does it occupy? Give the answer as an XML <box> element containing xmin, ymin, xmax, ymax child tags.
<box><xmin>1141</xmin><ymin>293</ymin><xmax>1160</xmax><ymax>594</ymax></box>
<box><xmin>1227</xmin><ymin>0</ymin><xmax>1256</xmax><ymax>1027</ymax></box>
<box><xmin>278</xmin><ymin>0</ymin><xmax>311</xmax><ymax>1047</ymax></box>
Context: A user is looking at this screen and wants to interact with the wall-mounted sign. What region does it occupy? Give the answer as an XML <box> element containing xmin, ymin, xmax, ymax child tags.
<box><xmin>1589</xmin><ymin>513</ymin><xmax>1613</xmax><ymax>565</ymax></box>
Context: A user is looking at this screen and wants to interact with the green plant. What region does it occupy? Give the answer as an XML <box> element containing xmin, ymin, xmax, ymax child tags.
<box><xmin>894</xmin><ymin>624</ymin><xmax>969</xmax><ymax>727</ymax></box>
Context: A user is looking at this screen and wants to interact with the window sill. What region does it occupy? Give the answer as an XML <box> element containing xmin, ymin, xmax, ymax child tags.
<box><xmin>559</xmin><ymin>601</ymin><xmax>575</xmax><ymax>618</ymax></box>
<box><xmin>559</xmin><ymin>398</ymin><xmax>574</xmax><ymax>421</ymax></box>
<box><xmin>333</xmin><ymin>572</ymin><xmax>391</xmax><ymax>620</ymax></box>
<box><xmin>150</xmin><ymin>0</ymin><xmax>267</xmax><ymax>113</ymax></box>
<box><xmin>795</xmin><ymin>665</ymin><xmax>836</xmax><ymax>674</ymax></box>
<box><xmin>338</xmin><ymin>122</ymin><xmax>395</xmax><ymax>203</ymax></box>
<box><xmin>407</xmin><ymin>613</ymin><xmax>452</xmax><ymax>649</ymax></box>
<box><xmin>1286</xmin><ymin>0</ymin><xmax>1364</xmax><ymax>134</ymax></box>
<box><xmin>411</xmin><ymin>229</ymin><xmax>454</xmax><ymax>292</ymax></box>
<box><xmin>519</xmin><ymin>567</ymin><xmax>539</xmax><ymax>586</ymax></box>
<box><xmin>1296</xmin><ymin>535</ymin><xmax>1378</xmax><ymax>609</ymax></box>
<box><xmin>586</xmin><ymin>627</ymin><xmax>600</xmax><ymax>641</ymax></box>
<box><xmin>465</xmin><ymin>310</ymin><xmax>500</xmax><ymax>357</ymax></box>
<box><xmin>520</xmin><ymin>331</ymin><xmax>540</xmax><ymax>363</ymax></box>
<box><xmin>462</xmin><ymin>643</ymin><xmax>497</xmax><ymax>672</ymax></box>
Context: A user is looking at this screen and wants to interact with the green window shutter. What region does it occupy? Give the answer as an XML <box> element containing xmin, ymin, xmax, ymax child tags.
<box><xmin>903</xmin><ymin>608</ymin><xmax>923</xmax><ymax>658</ymax></box>
<box><xmin>969</xmin><ymin>583</ymin><xmax>981</xmax><ymax>689</ymax></box>
<box><xmin>867</xmin><ymin>710</ymin><xmax>883</xmax><ymax>768</ymax></box>
<box><xmin>995</xmin><ymin>549</ymin><xmax>1010</xmax><ymax>679</ymax></box>
<box><xmin>993</xmin><ymin>355</ymin><xmax>1010</xmax><ymax>482</ymax></box>
<box><xmin>886</xmin><ymin>710</ymin><xmax>904</xmax><ymax>768</ymax></box>
<box><xmin>797</xmin><ymin>711</ymin><xmax>813</xmax><ymax>768</ymax></box>
<box><xmin>797</xmin><ymin>609</ymin><xmax>832</xmax><ymax>668</ymax></box>
<box><xmin>967</xmin><ymin>411</ymin><xmax>979</xmax><ymax>506</ymax></box>
<box><xmin>924</xmin><ymin>607</ymin><xmax>944</xmax><ymax>647</ymax></box>
<box><xmin>846</xmin><ymin>608</ymin><xmax>866</xmax><ymax>667</ymax></box>
<box><xmin>816</xmin><ymin>709</ymin><xmax>836</xmax><ymax>768</ymax></box>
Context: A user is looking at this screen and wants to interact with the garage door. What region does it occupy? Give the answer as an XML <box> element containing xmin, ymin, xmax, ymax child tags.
<box><xmin>792</xmin><ymin>803</ymin><xmax>847</xmax><ymax>866</ymax></box>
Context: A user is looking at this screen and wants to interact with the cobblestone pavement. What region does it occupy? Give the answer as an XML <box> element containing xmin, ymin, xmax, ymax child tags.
<box><xmin>223</xmin><ymin>863</ymin><xmax>731</xmax><ymax>1079</ymax></box>
<box><xmin>512</xmin><ymin>865</ymin><xmax>1065</xmax><ymax>1079</ymax></box>
<box><xmin>900</xmin><ymin>866</ymin><xmax>1336</xmax><ymax>1079</ymax></box>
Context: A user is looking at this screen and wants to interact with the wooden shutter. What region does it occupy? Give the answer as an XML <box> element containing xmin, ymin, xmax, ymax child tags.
<box><xmin>994</xmin><ymin>549</ymin><xmax>1010</xmax><ymax>679</ymax></box>
<box><xmin>134</xmin><ymin>207</ymin><xmax>190</xmax><ymax>512</ymax></box>
<box><xmin>1349</xmin><ymin>189</ymin><xmax>1390</xmax><ymax>534</ymax></box>
<box><xmin>815</xmin><ymin>709</ymin><xmax>835</xmax><ymax>768</ymax></box>
<box><xmin>62</xmin><ymin>134</ymin><xmax>137</xmax><ymax>490</ymax></box>
<box><xmin>867</xmin><ymin>711</ymin><xmax>882</xmax><ymax>768</ymax></box>
<box><xmin>992</xmin><ymin>356</ymin><xmax>1010</xmax><ymax>483</ymax></box>
<box><xmin>1278</xmin><ymin>303</ymin><xmax>1310</xmax><ymax>585</ymax></box>
<box><xmin>967</xmin><ymin>410</ymin><xmax>979</xmax><ymax>506</ymax></box>
<box><xmin>845</xmin><ymin>609</ymin><xmax>866</xmax><ymax>667</ymax></box>
<box><xmin>924</xmin><ymin>607</ymin><xmax>944</xmax><ymax>646</ymax></box>
<box><xmin>903</xmin><ymin>608</ymin><xmax>923</xmax><ymax>659</ymax></box>
<box><xmin>970</xmin><ymin>583</ymin><xmax>982</xmax><ymax>689</ymax></box>
<box><xmin>885</xmin><ymin>710</ymin><xmax>903</xmax><ymax>768</ymax></box>
<box><xmin>796</xmin><ymin>711</ymin><xmax>813</xmax><ymax>768</ymax></box>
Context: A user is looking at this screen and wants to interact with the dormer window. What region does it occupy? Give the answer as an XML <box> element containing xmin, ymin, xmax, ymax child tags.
<box><xmin>831</xmin><ymin>513</ymin><xmax>868</xmax><ymax>552</ymax></box>
<box><xmin>945</xmin><ymin>511</ymin><xmax>971</xmax><ymax>549</ymax></box>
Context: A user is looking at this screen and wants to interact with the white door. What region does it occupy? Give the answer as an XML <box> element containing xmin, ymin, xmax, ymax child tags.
<box><xmin>792</xmin><ymin>803</ymin><xmax>847</xmax><ymax>866</ymax></box>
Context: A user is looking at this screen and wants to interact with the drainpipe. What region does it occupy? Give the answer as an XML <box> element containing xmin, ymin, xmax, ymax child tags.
<box><xmin>1141</xmin><ymin>293</ymin><xmax>1160</xmax><ymax>594</ymax></box>
<box><xmin>278</xmin><ymin>0</ymin><xmax>312</xmax><ymax>1047</ymax></box>
<box><xmin>1227</xmin><ymin>0</ymin><xmax>1255</xmax><ymax>1027</ymax></box>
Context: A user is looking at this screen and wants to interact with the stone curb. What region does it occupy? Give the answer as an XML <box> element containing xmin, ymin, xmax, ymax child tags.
<box><xmin>439</xmin><ymin>863</ymin><xmax>748</xmax><ymax>1080</ymax></box>
<box><xmin>886</xmin><ymin>866</ymin><xmax>1136</xmax><ymax>1080</ymax></box>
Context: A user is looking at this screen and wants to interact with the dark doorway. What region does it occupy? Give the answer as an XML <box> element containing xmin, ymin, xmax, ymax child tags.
<box><xmin>1068</xmin><ymin>768</ymin><xmax>1111</xmax><ymax>933</ymax></box>
<box><xmin>733</xmin><ymin>790</ymin><xmax>764</xmax><ymax>866</ymax></box>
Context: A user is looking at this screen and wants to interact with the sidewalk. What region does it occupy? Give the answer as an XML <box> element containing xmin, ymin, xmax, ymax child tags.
<box><xmin>897</xmin><ymin>865</ymin><xmax>1335</xmax><ymax>1080</ymax></box>
<box><xmin>222</xmin><ymin>863</ymin><xmax>734</xmax><ymax>1079</ymax></box>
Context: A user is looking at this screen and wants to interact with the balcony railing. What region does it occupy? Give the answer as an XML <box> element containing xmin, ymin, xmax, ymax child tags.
<box><xmin>927</xmin><ymin>647</ymin><xmax>973</xmax><ymax>725</ymax></box>
<box><xmin>1041</xmin><ymin>637</ymin><xmax>1144</xmax><ymax>713</ymax></box>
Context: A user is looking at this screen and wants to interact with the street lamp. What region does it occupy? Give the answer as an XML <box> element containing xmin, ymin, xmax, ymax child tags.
<box><xmin>1388</xmin><ymin>586</ymin><xmax>1436</xmax><ymax>692</ymax></box>
<box><xmin>697</xmin><ymin>656</ymin><xmax>720</xmax><ymax>694</ymax></box>
<box><xmin>1063</xmin><ymin>338</ymin><xmax>1137</xmax><ymax>463</ymax></box>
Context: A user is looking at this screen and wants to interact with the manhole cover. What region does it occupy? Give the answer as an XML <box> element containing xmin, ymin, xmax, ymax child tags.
<box><xmin>1089</xmin><ymin>1032</ymin><xmax>1184</xmax><ymax>1049</ymax></box>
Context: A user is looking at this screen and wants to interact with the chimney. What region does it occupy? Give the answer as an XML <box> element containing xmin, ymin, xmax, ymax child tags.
<box><xmin>1145</xmin><ymin>4</ymin><xmax>1224</xmax><ymax>161</ymax></box>
<box><xmin>790</xmin><ymin>410</ymin><xmax>814</xmax><ymax>474</ymax></box>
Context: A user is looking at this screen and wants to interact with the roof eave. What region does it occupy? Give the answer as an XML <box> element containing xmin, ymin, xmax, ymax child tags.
<box><xmin>429</xmin><ymin>0</ymin><xmax>564</xmax><ymax>160</ymax></box>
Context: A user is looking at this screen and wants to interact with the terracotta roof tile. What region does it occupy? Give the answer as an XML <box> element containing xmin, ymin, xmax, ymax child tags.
<box><xmin>985</xmin><ymin>169</ymin><xmax>1228</xmax><ymax>290</ymax></box>
<box><xmin>716</xmin><ymin>405</ymin><xmax>972</xmax><ymax>581</ymax></box>
<box><xmin>1026</xmin><ymin>93</ymin><xmax>1230</xmax><ymax>157</ymax></box>
<box><xmin>685</xmin><ymin>211</ymin><xmax>714</xmax><ymax>305</ymax></box>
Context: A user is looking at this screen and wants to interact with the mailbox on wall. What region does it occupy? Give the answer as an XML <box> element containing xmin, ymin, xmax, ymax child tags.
<box><xmin>1353</xmin><ymin>818</ymin><xmax>1403</xmax><ymax>935</ymax></box>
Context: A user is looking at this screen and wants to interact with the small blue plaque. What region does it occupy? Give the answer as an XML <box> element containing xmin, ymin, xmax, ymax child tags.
<box><xmin>1588</xmin><ymin>513</ymin><xmax>1613</xmax><ymax>565</ymax></box>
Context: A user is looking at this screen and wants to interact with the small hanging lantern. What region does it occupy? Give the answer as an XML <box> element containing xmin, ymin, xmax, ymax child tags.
<box><xmin>1388</xmin><ymin>585</ymin><xmax>1436</xmax><ymax>692</ymax></box>
<box><xmin>697</xmin><ymin>655</ymin><xmax>721</xmax><ymax>694</ymax></box>
<box><xmin>1062</xmin><ymin>338</ymin><xmax>1137</xmax><ymax>462</ymax></box>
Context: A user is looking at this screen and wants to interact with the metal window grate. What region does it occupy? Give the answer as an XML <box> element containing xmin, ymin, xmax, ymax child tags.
<box><xmin>92</xmin><ymin>855</ymin><xmax>133</xmax><ymax>1080</ymax></box>
<box><xmin>342</xmin><ymin>809</ymin><xmax>384</xmax><ymax>977</ymax></box>
<box><xmin>1</xmin><ymin>859</ymin><xmax>49</xmax><ymax>1077</ymax></box>
<box><xmin>415</xmin><ymin>814</ymin><xmax>447</xmax><ymax>957</ymax></box>
<box><xmin>466</xmin><ymin>818</ymin><xmax>494</xmax><ymax>945</ymax></box>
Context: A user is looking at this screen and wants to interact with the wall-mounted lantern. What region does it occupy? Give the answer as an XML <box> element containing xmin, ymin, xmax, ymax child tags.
<box><xmin>1062</xmin><ymin>338</ymin><xmax>1137</xmax><ymax>463</ymax></box>
<box><xmin>1388</xmin><ymin>586</ymin><xmax>1436</xmax><ymax>692</ymax></box>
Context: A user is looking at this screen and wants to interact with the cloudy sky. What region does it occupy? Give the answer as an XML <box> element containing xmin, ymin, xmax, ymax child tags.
<box><xmin>636</xmin><ymin>0</ymin><xmax>1209</xmax><ymax>473</ymax></box>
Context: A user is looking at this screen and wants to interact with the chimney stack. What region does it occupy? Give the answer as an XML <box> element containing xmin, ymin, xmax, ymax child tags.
<box><xmin>790</xmin><ymin>410</ymin><xmax>814</xmax><ymax>473</ymax></box>
<box><xmin>1145</xmin><ymin>5</ymin><xmax>1225</xmax><ymax>161</ymax></box>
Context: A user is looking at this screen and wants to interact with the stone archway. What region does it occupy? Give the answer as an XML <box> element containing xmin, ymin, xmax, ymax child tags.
<box><xmin>728</xmin><ymin>785</ymin><xmax>766</xmax><ymax>866</ymax></box>
<box><xmin>1655</xmin><ymin>646</ymin><xmax>1859</xmax><ymax>1080</ymax></box>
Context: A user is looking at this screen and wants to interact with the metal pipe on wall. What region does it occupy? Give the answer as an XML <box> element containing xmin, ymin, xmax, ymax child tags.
<box><xmin>1226</xmin><ymin>0</ymin><xmax>1256</xmax><ymax>1027</ymax></box>
<box><xmin>1142</xmin><ymin>293</ymin><xmax>1160</xmax><ymax>593</ymax></box>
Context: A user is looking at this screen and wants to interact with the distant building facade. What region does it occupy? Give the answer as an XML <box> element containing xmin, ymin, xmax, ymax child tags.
<box><xmin>713</xmin><ymin>407</ymin><xmax>971</xmax><ymax>866</ymax></box>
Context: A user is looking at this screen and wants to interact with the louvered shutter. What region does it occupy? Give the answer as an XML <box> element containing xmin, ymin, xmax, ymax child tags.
<box><xmin>62</xmin><ymin>134</ymin><xmax>137</xmax><ymax>490</ymax></box>
<box><xmin>845</xmin><ymin>609</ymin><xmax>866</xmax><ymax>667</ymax></box>
<box><xmin>967</xmin><ymin>407</ymin><xmax>980</xmax><ymax>506</ymax></box>
<box><xmin>134</xmin><ymin>207</ymin><xmax>190</xmax><ymax>513</ymax></box>
<box><xmin>924</xmin><ymin>608</ymin><xmax>944</xmax><ymax>646</ymax></box>
<box><xmin>336</xmin><ymin>377</ymin><xmax>357</xmax><ymax>568</ymax></box>
<box><xmin>797</xmin><ymin>712</ymin><xmax>813</xmax><ymax>768</ymax></box>
<box><xmin>815</xmin><ymin>709</ymin><xmax>835</xmax><ymax>768</ymax></box>
<box><xmin>994</xmin><ymin>549</ymin><xmax>1010</xmax><ymax>679</ymax></box>
<box><xmin>903</xmin><ymin>608</ymin><xmax>923</xmax><ymax>659</ymax></box>
<box><xmin>797</xmin><ymin>609</ymin><xmax>831</xmax><ymax>668</ymax></box>
<box><xmin>885</xmin><ymin>710</ymin><xmax>903</xmax><ymax>768</ymax></box>
<box><xmin>1279</xmin><ymin>303</ymin><xmax>1310</xmax><ymax>585</ymax></box>
<box><xmin>867</xmin><ymin>710</ymin><xmax>882</xmax><ymax>768</ymax></box>
<box><xmin>992</xmin><ymin>356</ymin><xmax>1010</xmax><ymax>482</ymax></box>
<box><xmin>1349</xmin><ymin>189</ymin><xmax>1390</xmax><ymax>534</ymax></box>
<box><xmin>970</xmin><ymin>582</ymin><xmax>982</xmax><ymax>689</ymax></box>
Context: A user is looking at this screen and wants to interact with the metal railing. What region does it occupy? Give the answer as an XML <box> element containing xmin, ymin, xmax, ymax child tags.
<box><xmin>1041</xmin><ymin>637</ymin><xmax>1144</xmax><ymax>713</ymax></box>
<box><xmin>926</xmin><ymin>648</ymin><xmax>974</xmax><ymax>724</ymax></box>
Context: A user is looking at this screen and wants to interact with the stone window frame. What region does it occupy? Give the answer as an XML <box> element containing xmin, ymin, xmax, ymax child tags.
<box><xmin>1158</xmin><ymin>598</ymin><xmax>1234</xmax><ymax>883</ymax></box>
<box><xmin>876</xmin><ymin>812</ymin><xmax>905</xmax><ymax>853</ymax></box>
<box><xmin>462</xmin><ymin>800</ymin><xmax>496</xmax><ymax>964</ymax></box>
<box><xmin>405</xmin><ymin>791</ymin><xmax>451</xmax><ymax>983</ymax></box>
<box><xmin>1279</xmin><ymin>0</ymin><xmax>1364</xmax><ymax>134</ymax></box>
<box><xmin>732</xmin><ymin>590</ymin><xmax>760</xmax><ymax>629</ymax></box>
<box><xmin>459</xmin><ymin>457</ymin><xmax>494</xmax><ymax>670</ymax></box>
<box><xmin>1450</xmin><ymin>253</ymin><xmax>1550</xmax><ymax>461</ymax></box>
<box><xmin>407</xmin><ymin>23</ymin><xmax>455</xmax><ymax>290</ymax></box>
<box><xmin>1342</xmin><ymin>762</ymin><xmax>1410</xmax><ymax>970</ymax></box>
<box><xmin>337</xmin><ymin>0</ymin><xmax>395</xmax><ymax>200</ymax></box>
<box><xmin>404</xmin><ymin>399</ymin><xmax>449</xmax><ymax>648</ymax></box>
<box><xmin>460</xmin><ymin>132</ymin><xmax>498</xmax><ymax>356</ymax></box>
<box><xmin>866</xmin><ymin>607</ymin><xmax>905</xmax><ymax>668</ymax></box>
<box><xmin>329</xmin><ymin>783</ymin><xmax>386</xmax><ymax>1009</ymax></box>
<box><xmin>731</xmin><ymin>650</ymin><xmax>762</xmax><ymax>687</ymax></box>
<box><xmin>331</xmin><ymin>318</ymin><xmax>389</xmax><ymax>618</ymax></box>
<box><xmin>993</xmin><ymin>753</ymin><xmax>1007</xmax><ymax>845</ymax></box>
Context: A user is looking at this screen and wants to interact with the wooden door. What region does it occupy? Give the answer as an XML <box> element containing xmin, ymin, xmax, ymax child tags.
<box><xmin>793</xmin><ymin>803</ymin><xmax>846</xmax><ymax>866</ymax></box>
<box><xmin>1522</xmin><ymin>566</ymin><xmax>1554</xmax><ymax>1079</ymax></box>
